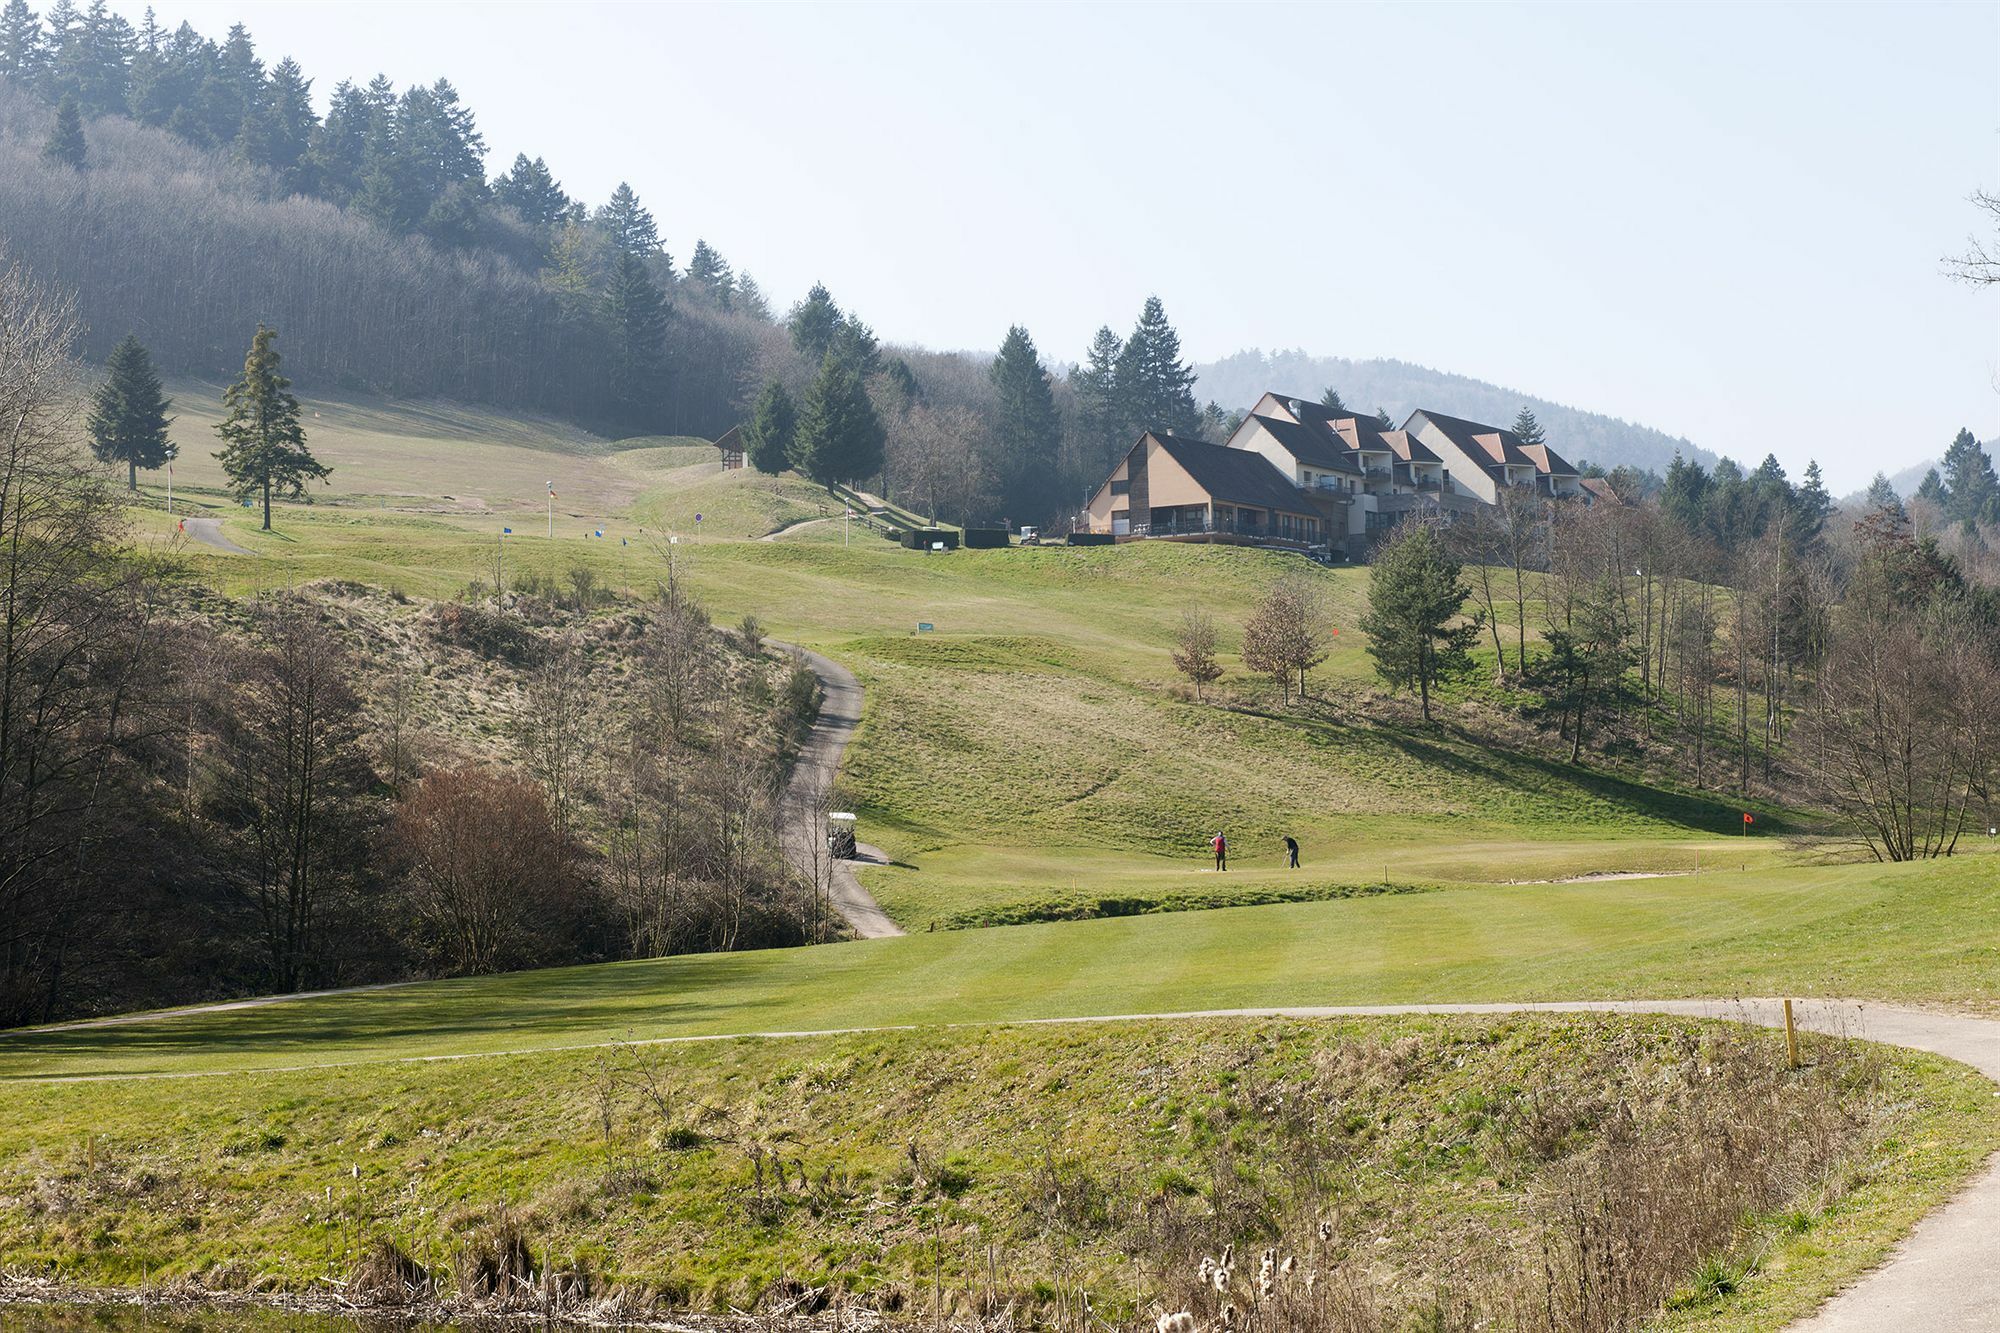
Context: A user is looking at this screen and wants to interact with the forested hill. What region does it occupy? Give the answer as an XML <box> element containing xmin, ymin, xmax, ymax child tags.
<box><xmin>1195</xmin><ymin>348</ymin><xmax>1717</xmax><ymax>476</ymax></box>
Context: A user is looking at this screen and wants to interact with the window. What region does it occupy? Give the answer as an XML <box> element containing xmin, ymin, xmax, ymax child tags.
<box><xmin>1110</xmin><ymin>479</ymin><xmax>1130</xmax><ymax>496</ymax></box>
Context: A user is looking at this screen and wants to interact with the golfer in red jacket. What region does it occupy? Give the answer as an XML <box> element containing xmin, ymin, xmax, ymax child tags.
<box><xmin>1211</xmin><ymin>831</ymin><xmax>1227</xmax><ymax>872</ymax></box>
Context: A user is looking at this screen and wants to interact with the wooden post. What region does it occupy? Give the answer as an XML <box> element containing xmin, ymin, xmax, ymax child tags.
<box><xmin>1784</xmin><ymin>998</ymin><xmax>1800</xmax><ymax>1070</ymax></box>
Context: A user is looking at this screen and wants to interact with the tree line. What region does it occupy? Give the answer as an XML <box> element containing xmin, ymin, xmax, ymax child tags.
<box><xmin>0</xmin><ymin>261</ymin><xmax>833</xmax><ymax>1028</ymax></box>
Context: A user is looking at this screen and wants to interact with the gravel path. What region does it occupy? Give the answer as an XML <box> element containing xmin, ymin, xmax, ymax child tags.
<box><xmin>768</xmin><ymin>641</ymin><xmax>903</xmax><ymax>938</ymax></box>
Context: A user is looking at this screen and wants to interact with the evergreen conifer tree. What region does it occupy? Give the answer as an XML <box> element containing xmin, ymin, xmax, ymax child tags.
<box><xmin>1070</xmin><ymin>326</ymin><xmax>1125</xmax><ymax>451</ymax></box>
<box><xmin>1793</xmin><ymin>460</ymin><xmax>1832</xmax><ymax>540</ymax></box>
<box><xmin>1319</xmin><ymin>386</ymin><xmax>1347</xmax><ymax>412</ymax></box>
<box><xmin>1376</xmin><ymin>408</ymin><xmax>1394</xmax><ymax>431</ymax></box>
<box><xmin>1359</xmin><ymin>522</ymin><xmax>1479</xmax><ymax>722</ymax></box>
<box><xmin>87</xmin><ymin>334</ymin><xmax>176</xmax><ymax>489</ymax></box>
<box><xmin>493</xmin><ymin>154</ymin><xmax>571</xmax><ymax>228</ymax></box>
<box><xmin>787</xmin><ymin>282</ymin><xmax>844</xmax><ymax>363</ymax></box>
<box><xmin>214</xmin><ymin>325</ymin><xmax>328</xmax><ymax>529</ymax></box>
<box><xmin>1915</xmin><ymin>467</ymin><xmax>1947</xmax><ymax>508</ymax></box>
<box><xmin>597</xmin><ymin>182</ymin><xmax>665</xmax><ymax>268</ymax></box>
<box><xmin>1660</xmin><ymin>452</ymin><xmax>1709</xmax><ymax>534</ymax></box>
<box><xmin>1112</xmin><ymin>296</ymin><xmax>1199</xmax><ymax>438</ymax></box>
<box><xmin>0</xmin><ymin>0</ymin><xmax>46</xmax><ymax>84</ymax></box>
<box><xmin>1865</xmin><ymin>472</ymin><xmax>1908</xmax><ymax>523</ymax></box>
<box><xmin>255</xmin><ymin>57</ymin><xmax>316</xmax><ymax>193</ymax></box>
<box><xmin>1511</xmin><ymin>407</ymin><xmax>1546</xmax><ymax>446</ymax></box>
<box><xmin>1940</xmin><ymin>428</ymin><xmax>1998</xmax><ymax>526</ymax></box>
<box><xmin>603</xmin><ymin>249</ymin><xmax>669</xmax><ymax>433</ymax></box>
<box><xmin>743</xmin><ymin>381</ymin><xmax>796</xmax><ymax>475</ymax></box>
<box><xmin>734</xmin><ymin>273</ymin><xmax>772</xmax><ymax>321</ymax></box>
<box><xmin>987</xmin><ymin>325</ymin><xmax>1060</xmax><ymax>522</ymax></box>
<box><xmin>686</xmin><ymin>240</ymin><xmax>735</xmax><ymax>308</ymax></box>
<box><xmin>792</xmin><ymin>354</ymin><xmax>884</xmax><ymax>486</ymax></box>
<box><xmin>41</xmin><ymin>95</ymin><xmax>86</xmax><ymax>167</ymax></box>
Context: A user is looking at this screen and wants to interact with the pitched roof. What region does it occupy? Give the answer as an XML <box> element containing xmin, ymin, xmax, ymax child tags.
<box><xmin>1149</xmin><ymin>434</ymin><xmax>1315</xmax><ymax>513</ymax></box>
<box><xmin>1243</xmin><ymin>415</ymin><xmax>1361</xmax><ymax>473</ymax></box>
<box><xmin>714</xmin><ymin>425</ymin><xmax>743</xmax><ymax>451</ymax></box>
<box><xmin>1580</xmin><ymin>476</ymin><xmax>1622</xmax><ymax>504</ymax></box>
<box><xmin>1378</xmin><ymin>429</ymin><xmax>1442</xmax><ymax>466</ymax></box>
<box><xmin>1517</xmin><ymin>441</ymin><xmax>1579</xmax><ymax>478</ymax></box>
<box><xmin>1408</xmin><ymin>409</ymin><xmax>1541</xmax><ymax>471</ymax></box>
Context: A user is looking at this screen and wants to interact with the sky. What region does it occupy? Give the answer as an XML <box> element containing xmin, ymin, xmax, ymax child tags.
<box><xmin>115</xmin><ymin>0</ymin><xmax>1999</xmax><ymax>490</ymax></box>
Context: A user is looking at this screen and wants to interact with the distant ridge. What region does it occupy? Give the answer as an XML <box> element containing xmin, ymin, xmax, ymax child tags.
<box><xmin>1194</xmin><ymin>349</ymin><xmax>1717</xmax><ymax>477</ymax></box>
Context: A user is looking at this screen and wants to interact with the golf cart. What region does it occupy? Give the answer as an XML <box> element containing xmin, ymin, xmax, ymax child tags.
<box><xmin>827</xmin><ymin>811</ymin><xmax>858</xmax><ymax>860</ymax></box>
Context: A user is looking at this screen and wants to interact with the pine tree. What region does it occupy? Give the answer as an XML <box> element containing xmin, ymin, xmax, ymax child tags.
<box><xmin>1113</xmin><ymin>296</ymin><xmax>1199</xmax><ymax>438</ymax></box>
<box><xmin>1940</xmin><ymin>427</ymin><xmax>1998</xmax><ymax>527</ymax></box>
<box><xmin>493</xmin><ymin>154</ymin><xmax>571</xmax><ymax>228</ymax></box>
<box><xmin>1660</xmin><ymin>452</ymin><xmax>1709</xmax><ymax>534</ymax></box>
<box><xmin>744</xmin><ymin>381</ymin><xmax>796</xmax><ymax>475</ymax></box>
<box><xmin>307</xmin><ymin>78</ymin><xmax>375</xmax><ymax>203</ymax></box>
<box><xmin>0</xmin><ymin>0</ymin><xmax>46</xmax><ymax>84</ymax></box>
<box><xmin>792</xmin><ymin>354</ymin><xmax>884</xmax><ymax>486</ymax></box>
<box><xmin>87</xmin><ymin>334</ymin><xmax>176</xmax><ymax>489</ymax></box>
<box><xmin>1792</xmin><ymin>460</ymin><xmax>1832</xmax><ymax>540</ymax></box>
<box><xmin>787</xmin><ymin>282</ymin><xmax>844</xmax><ymax>363</ymax></box>
<box><xmin>1865</xmin><ymin>472</ymin><xmax>1908</xmax><ymax>523</ymax></box>
<box><xmin>1511</xmin><ymin>407</ymin><xmax>1546</xmax><ymax>446</ymax></box>
<box><xmin>734</xmin><ymin>273</ymin><xmax>772</xmax><ymax>321</ymax></box>
<box><xmin>214</xmin><ymin>325</ymin><xmax>328</xmax><ymax>530</ymax></box>
<box><xmin>1359</xmin><ymin>522</ymin><xmax>1479</xmax><ymax>722</ymax></box>
<box><xmin>1376</xmin><ymin>408</ymin><xmax>1394</xmax><ymax>431</ymax></box>
<box><xmin>41</xmin><ymin>95</ymin><xmax>86</xmax><ymax>168</ymax></box>
<box><xmin>1070</xmin><ymin>326</ymin><xmax>1125</xmax><ymax>450</ymax></box>
<box><xmin>1915</xmin><ymin>467</ymin><xmax>1946</xmax><ymax>508</ymax></box>
<box><xmin>598</xmin><ymin>182</ymin><xmax>666</xmax><ymax>269</ymax></box>
<box><xmin>1319</xmin><ymin>386</ymin><xmax>1347</xmax><ymax>412</ymax></box>
<box><xmin>987</xmin><ymin>325</ymin><xmax>1060</xmax><ymax>523</ymax></box>
<box><xmin>254</xmin><ymin>57</ymin><xmax>316</xmax><ymax>193</ymax></box>
<box><xmin>686</xmin><ymin>240</ymin><xmax>735</xmax><ymax>309</ymax></box>
<box><xmin>603</xmin><ymin>249</ymin><xmax>669</xmax><ymax>433</ymax></box>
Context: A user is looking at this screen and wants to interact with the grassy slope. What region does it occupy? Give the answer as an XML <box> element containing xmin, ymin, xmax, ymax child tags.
<box><xmin>8</xmin><ymin>848</ymin><xmax>1998</xmax><ymax>1083</ymax></box>
<box><xmin>4</xmin><ymin>1014</ymin><xmax>1993</xmax><ymax>1333</ymax></box>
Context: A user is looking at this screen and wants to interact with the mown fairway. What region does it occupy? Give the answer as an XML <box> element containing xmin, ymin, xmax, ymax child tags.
<box><xmin>8</xmin><ymin>850</ymin><xmax>1997</xmax><ymax>1082</ymax></box>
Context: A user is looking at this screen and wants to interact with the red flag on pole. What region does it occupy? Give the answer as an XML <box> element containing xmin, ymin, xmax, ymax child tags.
<box><xmin>1742</xmin><ymin>813</ymin><xmax>1753</xmax><ymax>824</ymax></box>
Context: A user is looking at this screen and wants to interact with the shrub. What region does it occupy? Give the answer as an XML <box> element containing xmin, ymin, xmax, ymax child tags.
<box><xmin>1067</xmin><ymin>531</ymin><xmax>1115</xmax><ymax>546</ymax></box>
<box><xmin>962</xmin><ymin>528</ymin><xmax>1010</xmax><ymax>549</ymax></box>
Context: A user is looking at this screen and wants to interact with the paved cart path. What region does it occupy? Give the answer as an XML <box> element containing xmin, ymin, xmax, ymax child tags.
<box><xmin>768</xmin><ymin>641</ymin><xmax>903</xmax><ymax>938</ymax></box>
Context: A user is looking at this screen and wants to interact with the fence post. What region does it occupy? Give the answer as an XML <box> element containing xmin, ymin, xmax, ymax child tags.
<box><xmin>1783</xmin><ymin>998</ymin><xmax>1800</xmax><ymax>1070</ymax></box>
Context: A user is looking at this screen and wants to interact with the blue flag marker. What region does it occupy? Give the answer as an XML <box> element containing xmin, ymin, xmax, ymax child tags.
<box><xmin>594</xmin><ymin>529</ymin><xmax>603</xmax><ymax>537</ymax></box>
<box><xmin>502</xmin><ymin>527</ymin><xmax>513</xmax><ymax>535</ymax></box>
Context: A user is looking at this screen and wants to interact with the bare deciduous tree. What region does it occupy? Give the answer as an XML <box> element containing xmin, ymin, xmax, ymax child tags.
<box><xmin>394</xmin><ymin>765</ymin><xmax>575</xmax><ymax>974</ymax></box>
<box><xmin>1171</xmin><ymin>609</ymin><xmax>1224</xmax><ymax>700</ymax></box>
<box><xmin>211</xmin><ymin>599</ymin><xmax>376</xmax><ymax>991</ymax></box>
<box><xmin>517</xmin><ymin>638</ymin><xmax>593</xmax><ymax>842</ymax></box>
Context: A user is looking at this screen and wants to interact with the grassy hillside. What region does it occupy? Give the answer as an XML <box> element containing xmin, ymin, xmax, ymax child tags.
<box><xmin>125</xmin><ymin>408</ymin><xmax>1794</xmax><ymax>932</ymax></box>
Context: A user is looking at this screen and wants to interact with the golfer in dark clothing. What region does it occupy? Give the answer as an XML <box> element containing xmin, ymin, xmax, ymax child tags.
<box><xmin>1211</xmin><ymin>831</ymin><xmax>1227</xmax><ymax>871</ymax></box>
<box><xmin>1284</xmin><ymin>836</ymin><xmax>1299</xmax><ymax>869</ymax></box>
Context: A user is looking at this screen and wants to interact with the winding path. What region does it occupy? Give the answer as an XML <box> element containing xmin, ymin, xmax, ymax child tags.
<box><xmin>768</xmin><ymin>641</ymin><xmax>903</xmax><ymax>938</ymax></box>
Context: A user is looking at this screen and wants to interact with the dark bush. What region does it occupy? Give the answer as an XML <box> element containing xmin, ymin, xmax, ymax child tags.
<box><xmin>900</xmin><ymin>527</ymin><xmax>960</xmax><ymax>551</ymax></box>
<box><xmin>427</xmin><ymin>603</ymin><xmax>546</xmax><ymax>666</ymax></box>
<box><xmin>963</xmin><ymin>528</ymin><xmax>1010</xmax><ymax>549</ymax></box>
<box><xmin>1067</xmin><ymin>531</ymin><xmax>1115</xmax><ymax>547</ymax></box>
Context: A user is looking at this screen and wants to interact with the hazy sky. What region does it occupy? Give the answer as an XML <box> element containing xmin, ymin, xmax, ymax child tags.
<box><xmin>118</xmin><ymin>0</ymin><xmax>1998</xmax><ymax>489</ymax></box>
